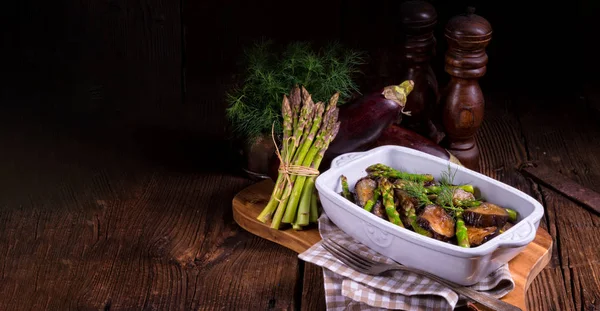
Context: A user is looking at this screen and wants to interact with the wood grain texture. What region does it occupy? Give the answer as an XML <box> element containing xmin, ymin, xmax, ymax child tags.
<box><xmin>232</xmin><ymin>179</ymin><xmax>552</xmax><ymax>310</ymax></box>
<box><xmin>473</xmin><ymin>92</ymin><xmax>578</xmax><ymax>311</ymax></box>
<box><xmin>301</xmin><ymin>263</ymin><xmax>327</xmax><ymax>311</ymax></box>
<box><xmin>517</xmin><ymin>95</ymin><xmax>600</xmax><ymax>311</ymax></box>
<box><xmin>520</xmin><ymin>162</ymin><xmax>600</xmax><ymax>216</ymax></box>
<box><xmin>0</xmin><ymin>113</ymin><xmax>299</xmax><ymax>311</ymax></box>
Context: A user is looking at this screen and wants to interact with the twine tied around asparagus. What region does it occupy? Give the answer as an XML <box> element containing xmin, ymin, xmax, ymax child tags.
<box><xmin>271</xmin><ymin>124</ymin><xmax>319</xmax><ymax>202</ymax></box>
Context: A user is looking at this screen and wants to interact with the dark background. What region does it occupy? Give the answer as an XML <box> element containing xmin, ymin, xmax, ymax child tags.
<box><xmin>2</xmin><ymin>0</ymin><xmax>599</xmax><ymax>147</ymax></box>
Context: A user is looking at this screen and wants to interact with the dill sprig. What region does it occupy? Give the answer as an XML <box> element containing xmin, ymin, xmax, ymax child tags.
<box><xmin>436</xmin><ymin>185</ymin><xmax>464</xmax><ymax>215</ymax></box>
<box><xmin>225</xmin><ymin>39</ymin><xmax>367</xmax><ymax>142</ymax></box>
<box><xmin>434</xmin><ymin>166</ymin><xmax>463</xmax><ymax>215</ymax></box>
<box><xmin>434</xmin><ymin>165</ymin><xmax>485</xmax><ymax>214</ymax></box>
<box><xmin>436</xmin><ymin>185</ymin><xmax>454</xmax><ymax>207</ymax></box>
<box><xmin>439</xmin><ymin>165</ymin><xmax>457</xmax><ymax>187</ymax></box>
<box><xmin>394</xmin><ymin>180</ymin><xmax>432</xmax><ymax>207</ymax></box>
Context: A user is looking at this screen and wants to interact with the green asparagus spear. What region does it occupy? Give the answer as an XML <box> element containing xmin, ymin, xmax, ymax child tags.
<box><xmin>405</xmin><ymin>205</ymin><xmax>432</xmax><ymax>237</ymax></box>
<box><xmin>505</xmin><ymin>208</ymin><xmax>518</xmax><ymax>222</ymax></box>
<box><xmin>459</xmin><ymin>184</ymin><xmax>474</xmax><ymax>194</ymax></box>
<box><xmin>363</xmin><ymin>188</ymin><xmax>380</xmax><ymax>212</ymax></box>
<box><xmin>292</xmin><ymin>221</ymin><xmax>303</xmax><ymax>230</ymax></box>
<box><xmin>367</xmin><ymin>164</ymin><xmax>434</xmax><ymax>182</ymax></box>
<box><xmin>455</xmin><ymin>212</ymin><xmax>470</xmax><ymax>248</ymax></box>
<box><xmin>340</xmin><ymin>175</ymin><xmax>352</xmax><ymax>201</ymax></box>
<box><xmin>290</xmin><ymin>85</ymin><xmax>301</xmax><ymax>135</ymax></box>
<box><xmin>454</xmin><ymin>199</ymin><xmax>481</xmax><ymax>208</ymax></box>
<box><xmin>380</xmin><ymin>178</ymin><xmax>404</xmax><ymax>227</ymax></box>
<box><xmin>280</xmin><ymin>95</ymin><xmax>293</xmax><ymax>157</ymax></box>
<box><xmin>257</xmin><ymin>95</ymin><xmax>295</xmax><ymax>223</ymax></box>
<box><xmin>309</xmin><ymin>187</ymin><xmax>319</xmax><ymax>223</ymax></box>
<box><xmin>425</xmin><ymin>184</ymin><xmax>475</xmax><ymax>194</ymax></box>
<box><xmin>296</xmin><ymin>176</ymin><xmax>316</xmax><ymax>226</ymax></box>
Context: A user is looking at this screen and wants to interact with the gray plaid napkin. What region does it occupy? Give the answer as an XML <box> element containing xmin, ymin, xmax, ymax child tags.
<box><xmin>298</xmin><ymin>214</ymin><xmax>515</xmax><ymax>311</ymax></box>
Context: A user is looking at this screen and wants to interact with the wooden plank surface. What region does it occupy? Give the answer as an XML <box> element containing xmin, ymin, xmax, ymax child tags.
<box><xmin>520</xmin><ymin>162</ymin><xmax>600</xmax><ymax>216</ymax></box>
<box><xmin>473</xmin><ymin>92</ymin><xmax>570</xmax><ymax>311</ymax></box>
<box><xmin>516</xmin><ymin>95</ymin><xmax>600</xmax><ymax>311</ymax></box>
<box><xmin>0</xmin><ymin>114</ymin><xmax>299</xmax><ymax>310</ymax></box>
<box><xmin>301</xmin><ymin>263</ymin><xmax>327</xmax><ymax>311</ymax></box>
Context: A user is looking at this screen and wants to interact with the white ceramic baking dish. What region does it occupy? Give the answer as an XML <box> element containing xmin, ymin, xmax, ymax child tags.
<box><xmin>315</xmin><ymin>145</ymin><xmax>544</xmax><ymax>286</ymax></box>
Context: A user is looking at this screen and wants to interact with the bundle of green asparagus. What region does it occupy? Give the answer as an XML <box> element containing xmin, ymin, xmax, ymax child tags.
<box><xmin>257</xmin><ymin>85</ymin><xmax>341</xmax><ymax>230</ymax></box>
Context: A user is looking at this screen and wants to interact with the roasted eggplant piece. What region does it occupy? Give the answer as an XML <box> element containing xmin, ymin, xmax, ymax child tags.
<box><xmin>463</xmin><ymin>202</ymin><xmax>509</xmax><ymax>227</ymax></box>
<box><xmin>372</xmin><ymin>200</ymin><xmax>386</xmax><ymax>219</ymax></box>
<box><xmin>452</xmin><ymin>188</ymin><xmax>475</xmax><ymax>205</ymax></box>
<box><xmin>395</xmin><ymin>189</ymin><xmax>433</xmax><ymax>237</ymax></box>
<box><xmin>353</xmin><ymin>177</ymin><xmax>377</xmax><ymax>207</ymax></box>
<box><xmin>417</xmin><ymin>205</ymin><xmax>456</xmax><ymax>241</ymax></box>
<box><xmin>394</xmin><ymin>187</ymin><xmax>420</xmax><ymax>209</ymax></box>
<box><xmin>466</xmin><ymin>226</ymin><xmax>498</xmax><ymax>246</ymax></box>
<box><xmin>394</xmin><ymin>189</ymin><xmax>417</xmax><ymax>228</ymax></box>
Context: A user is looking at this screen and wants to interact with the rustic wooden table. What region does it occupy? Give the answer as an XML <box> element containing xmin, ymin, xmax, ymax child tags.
<box><xmin>1</xmin><ymin>91</ymin><xmax>599</xmax><ymax>311</ymax></box>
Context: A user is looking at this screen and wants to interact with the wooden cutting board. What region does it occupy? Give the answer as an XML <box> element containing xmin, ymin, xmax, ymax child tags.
<box><xmin>232</xmin><ymin>179</ymin><xmax>553</xmax><ymax>311</ymax></box>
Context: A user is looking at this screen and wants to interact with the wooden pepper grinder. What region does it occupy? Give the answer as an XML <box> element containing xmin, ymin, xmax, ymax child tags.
<box><xmin>441</xmin><ymin>7</ymin><xmax>492</xmax><ymax>171</ymax></box>
<box><xmin>396</xmin><ymin>0</ymin><xmax>441</xmax><ymax>143</ymax></box>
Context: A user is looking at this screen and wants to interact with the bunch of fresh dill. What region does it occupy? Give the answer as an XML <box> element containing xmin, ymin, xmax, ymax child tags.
<box><xmin>225</xmin><ymin>39</ymin><xmax>367</xmax><ymax>143</ymax></box>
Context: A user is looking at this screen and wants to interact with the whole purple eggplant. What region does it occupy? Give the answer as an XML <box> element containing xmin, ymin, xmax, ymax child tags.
<box><xmin>323</xmin><ymin>81</ymin><xmax>414</xmax><ymax>164</ymax></box>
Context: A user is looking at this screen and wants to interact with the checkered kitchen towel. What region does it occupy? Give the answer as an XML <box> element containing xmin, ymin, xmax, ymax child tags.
<box><xmin>298</xmin><ymin>214</ymin><xmax>515</xmax><ymax>311</ymax></box>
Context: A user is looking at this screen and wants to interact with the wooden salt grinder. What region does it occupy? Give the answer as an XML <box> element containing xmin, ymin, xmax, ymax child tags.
<box><xmin>397</xmin><ymin>0</ymin><xmax>440</xmax><ymax>142</ymax></box>
<box><xmin>441</xmin><ymin>7</ymin><xmax>492</xmax><ymax>171</ymax></box>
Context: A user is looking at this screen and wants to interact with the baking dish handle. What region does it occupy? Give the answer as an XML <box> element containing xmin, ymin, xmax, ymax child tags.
<box><xmin>496</xmin><ymin>220</ymin><xmax>537</xmax><ymax>249</ymax></box>
<box><xmin>330</xmin><ymin>151</ymin><xmax>367</xmax><ymax>168</ymax></box>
